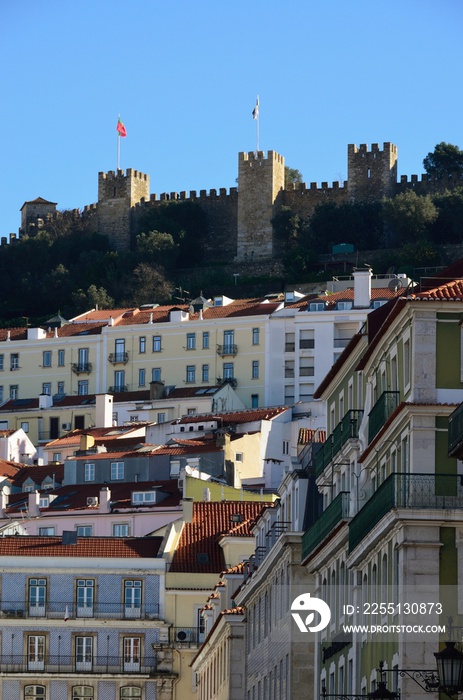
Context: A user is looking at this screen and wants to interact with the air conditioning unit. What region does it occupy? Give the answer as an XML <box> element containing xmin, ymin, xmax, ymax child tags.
<box><xmin>176</xmin><ymin>628</ymin><xmax>190</xmax><ymax>642</ymax></box>
<box><xmin>62</xmin><ymin>422</ymin><xmax>71</xmax><ymax>431</ymax></box>
<box><xmin>86</xmin><ymin>497</ymin><xmax>98</xmax><ymax>506</ymax></box>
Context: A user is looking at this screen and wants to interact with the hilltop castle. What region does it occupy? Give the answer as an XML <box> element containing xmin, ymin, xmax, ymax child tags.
<box><xmin>17</xmin><ymin>143</ymin><xmax>442</xmax><ymax>261</ymax></box>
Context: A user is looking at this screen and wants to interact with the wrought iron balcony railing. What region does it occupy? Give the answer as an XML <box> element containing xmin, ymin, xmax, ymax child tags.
<box><xmin>0</xmin><ymin>654</ymin><xmax>157</xmax><ymax>675</ymax></box>
<box><xmin>349</xmin><ymin>472</ymin><xmax>463</xmax><ymax>553</ymax></box>
<box><xmin>108</xmin><ymin>352</ymin><xmax>129</xmax><ymax>364</ymax></box>
<box><xmin>71</xmin><ymin>362</ymin><xmax>92</xmax><ymax>375</ymax></box>
<box><xmin>302</xmin><ymin>492</ymin><xmax>350</xmax><ymax>560</ymax></box>
<box><xmin>108</xmin><ymin>385</ymin><xmax>128</xmax><ymax>393</ymax></box>
<box><xmin>0</xmin><ymin>601</ymin><xmax>160</xmax><ymax>620</ymax></box>
<box><xmin>448</xmin><ymin>402</ymin><xmax>463</xmax><ymax>458</ymax></box>
<box><xmin>216</xmin><ymin>344</ymin><xmax>238</xmax><ymax>357</ymax></box>
<box><xmin>315</xmin><ymin>410</ymin><xmax>364</xmax><ymax>478</ymax></box>
<box><xmin>368</xmin><ymin>391</ymin><xmax>400</xmax><ymax>443</ymax></box>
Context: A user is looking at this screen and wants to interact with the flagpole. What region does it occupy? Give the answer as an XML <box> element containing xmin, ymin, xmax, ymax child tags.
<box><xmin>256</xmin><ymin>95</ymin><xmax>260</xmax><ymax>153</ymax></box>
<box><xmin>117</xmin><ymin>132</ymin><xmax>120</xmax><ymax>171</ymax></box>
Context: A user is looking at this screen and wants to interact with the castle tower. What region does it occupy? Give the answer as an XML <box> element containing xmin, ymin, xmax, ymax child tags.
<box><xmin>20</xmin><ymin>197</ymin><xmax>58</xmax><ymax>236</ymax></box>
<box><xmin>237</xmin><ymin>150</ymin><xmax>285</xmax><ymax>261</ymax></box>
<box><xmin>97</xmin><ymin>168</ymin><xmax>150</xmax><ymax>250</ymax></box>
<box><xmin>347</xmin><ymin>142</ymin><xmax>398</xmax><ymax>201</ymax></box>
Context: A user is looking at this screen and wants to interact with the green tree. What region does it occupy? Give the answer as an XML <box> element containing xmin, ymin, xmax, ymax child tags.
<box><xmin>423</xmin><ymin>142</ymin><xmax>463</xmax><ymax>181</ymax></box>
<box><xmin>284</xmin><ymin>167</ymin><xmax>303</xmax><ymax>188</ymax></box>
<box><xmin>135</xmin><ymin>230</ymin><xmax>179</xmax><ymax>268</ymax></box>
<box><xmin>430</xmin><ymin>187</ymin><xmax>463</xmax><ymax>244</ymax></box>
<box><xmin>382</xmin><ymin>191</ymin><xmax>438</xmax><ymax>245</ymax></box>
<box><xmin>129</xmin><ymin>263</ymin><xmax>173</xmax><ymax>306</ymax></box>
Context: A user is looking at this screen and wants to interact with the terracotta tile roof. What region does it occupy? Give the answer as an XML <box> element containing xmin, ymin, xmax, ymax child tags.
<box><xmin>5</xmin><ymin>479</ymin><xmax>182</xmax><ymax>513</ymax></box>
<box><xmin>11</xmin><ymin>463</ymin><xmax>64</xmax><ymax>487</ymax></box>
<box><xmin>0</xmin><ymin>535</ymin><xmax>163</xmax><ymax>558</ymax></box>
<box><xmin>70</xmin><ymin>308</ymin><xmax>136</xmax><ymax>322</ymax></box>
<box><xmin>21</xmin><ymin>196</ymin><xmax>57</xmax><ymax>208</ymax></box>
<box><xmin>409</xmin><ymin>278</ymin><xmax>463</xmax><ymax>300</ymax></box>
<box><xmin>0</xmin><ymin>459</ymin><xmax>22</xmax><ymax>478</ymax></box>
<box><xmin>153</xmin><ymin>443</ymin><xmax>222</xmax><ymax>456</ymax></box>
<box><xmin>175</xmin><ymin>406</ymin><xmax>288</xmax><ymax>425</ymax></box>
<box><xmin>71</xmin><ymin>448</ymin><xmax>160</xmax><ymax>461</ymax></box>
<box><xmin>169</xmin><ymin>501</ymin><xmax>270</xmax><ymax>573</ymax></box>
<box><xmin>222</xmin><ymin>562</ymin><xmax>246</xmax><ymax>575</ymax></box>
<box><xmin>45</xmin><ymin>425</ymin><xmax>147</xmax><ymax>449</ymax></box>
<box><xmin>298</xmin><ymin>428</ymin><xmax>326</xmax><ymax>444</ymax></box>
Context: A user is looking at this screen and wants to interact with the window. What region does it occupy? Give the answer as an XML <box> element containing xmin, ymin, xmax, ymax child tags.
<box><xmin>251</xmin><ymin>393</ymin><xmax>259</xmax><ymax>408</ymax></box>
<box><xmin>157</xmin><ymin>412</ymin><xmax>166</xmax><ymax>423</ymax></box>
<box><xmin>285</xmin><ymin>332</ymin><xmax>295</xmax><ymax>352</ymax></box>
<box><xmin>202</xmin><ymin>364</ymin><xmax>209</xmax><ymax>382</ymax></box>
<box><xmin>114</xmin><ymin>338</ymin><xmax>126</xmax><ymax>362</ymax></box>
<box><xmin>124</xmin><ymin>580</ymin><xmax>142</xmax><ymax>617</ymax></box>
<box><xmin>42</xmin><ymin>382</ymin><xmax>51</xmax><ymax>396</ymax></box>
<box><xmin>21</xmin><ymin>421</ymin><xmax>29</xmax><ymax>433</ymax></box>
<box><xmin>10</xmin><ymin>385</ymin><xmax>18</xmax><ymax>399</ymax></box>
<box><xmin>0</xmin><ymin>354</ymin><xmax>3</xmax><ymax>370</ymax></box>
<box><xmin>0</xmin><ymin>386</ymin><xmax>3</xmax><ymax>402</ymax></box>
<box><xmin>309</xmin><ymin>302</ymin><xmax>325</xmax><ymax>311</ymax></box>
<box><xmin>186</xmin><ymin>365</ymin><xmax>195</xmax><ymax>383</ymax></box>
<box><xmin>77</xmin><ymin>579</ymin><xmax>94</xmax><ymax>617</ymax></box>
<box><xmin>223</xmin><ymin>330</ymin><xmax>234</xmax><ymax>353</ymax></box>
<box><xmin>152</xmin><ymin>335</ymin><xmax>161</xmax><ymax>352</ymax></box>
<box><xmin>25</xmin><ymin>686</ymin><xmax>45</xmax><ymax>699</ymax></box>
<box><xmin>283</xmin><ymin>440</ymin><xmax>289</xmax><ymax>455</ymax></box>
<box><xmin>58</xmin><ymin>349</ymin><xmax>65</xmax><ymax>366</ymax></box>
<box><xmin>57</xmin><ymin>381</ymin><xmax>65</xmax><ymax>394</ymax></box>
<box><xmin>75</xmin><ymin>636</ymin><xmax>93</xmax><ymax>670</ymax></box>
<box><xmin>72</xmin><ymin>687</ymin><xmax>94</xmax><ymax>699</ymax></box>
<box><xmin>284</xmin><ymin>360</ymin><xmax>294</xmax><ymax>378</ymax></box>
<box><xmin>252</xmin><ymin>327</ymin><xmax>260</xmax><ymax>345</ymax></box>
<box><xmin>300</xmin><ymin>357</ymin><xmax>314</xmax><ymax>376</ymax></box>
<box><xmin>28</xmin><ymin>635</ymin><xmax>45</xmax><ymax>670</ymax></box>
<box><xmin>39</xmin><ymin>495</ymin><xmax>49</xmax><ymax>508</ymax></box>
<box><xmin>121</xmin><ymin>689</ymin><xmax>141</xmax><ymax>699</ymax></box>
<box><xmin>39</xmin><ymin>527</ymin><xmax>55</xmax><ymax>536</ymax></box>
<box><xmin>299</xmin><ymin>329</ymin><xmax>315</xmax><ymax>349</ymax></box>
<box><xmin>123</xmin><ymin>636</ymin><xmax>141</xmax><ymax>671</ymax></box>
<box><xmin>372</xmin><ymin>300</ymin><xmax>387</xmax><ymax>309</ymax></box>
<box><xmin>78</xmin><ymin>348</ymin><xmax>89</xmax><ymax>369</ymax></box>
<box><xmin>235</xmin><ymin>452</ymin><xmax>243</xmax><ymax>462</ymax></box>
<box><xmin>139</xmin><ymin>336</ymin><xmax>146</xmax><ymax>353</ymax></box>
<box><xmin>42</xmin><ymin>351</ymin><xmax>51</xmax><ymax>367</ymax></box>
<box><xmin>114</xmin><ymin>370</ymin><xmax>125</xmax><ymax>391</ymax></box>
<box><xmin>29</xmin><ymin>578</ymin><xmax>46</xmax><ymax>615</ymax></box>
<box><xmin>202</xmin><ymin>331</ymin><xmax>209</xmax><ymax>349</ymax></box>
<box><xmin>284</xmin><ymin>385</ymin><xmax>294</xmax><ymax>404</ymax></box>
<box><xmin>78</xmin><ymin>380</ymin><xmax>88</xmax><ymax>395</ymax></box>
<box><xmin>337</xmin><ymin>301</ymin><xmax>353</xmax><ymax>310</ymax></box>
<box><xmin>132</xmin><ymin>491</ymin><xmax>156</xmax><ymax>504</ymax></box>
<box><xmin>223</xmin><ymin>362</ymin><xmax>234</xmax><ymax>379</ymax></box>
<box><xmin>113</xmin><ymin>523</ymin><xmax>130</xmax><ymax>536</ymax></box>
<box><xmin>84</xmin><ymin>463</ymin><xmax>95</xmax><ymax>482</ymax></box>
<box><xmin>77</xmin><ymin>525</ymin><xmax>92</xmax><ymax>537</ymax></box>
<box><xmin>404</xmin><ymin>337</ymin><xmax>411</xmax><ymax>387</ymax></box>
<box><xmin>10</xmin><ymin>353</ymin><xmax>19</xmax><ymax>370</ymax></box>
<box><xmin>252</xmin><ymin>360</ymin><xmax>259</xmax><ymax>379</ymax></box>
<box><xmin>111</xmin><ymin>461</ymin><xmax>124</xmax><ymax>480</ymax></box>
<box><xmin>187</xmin><ymin>332</ymin><xmax>196</xmax><ymax>350</ymax></box>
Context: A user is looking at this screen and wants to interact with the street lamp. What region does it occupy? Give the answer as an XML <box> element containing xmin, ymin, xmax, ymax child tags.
<box><xmin>435</xmin><ymin>642</ymin><xmax>463</xmax><ymax>697</ymax></box>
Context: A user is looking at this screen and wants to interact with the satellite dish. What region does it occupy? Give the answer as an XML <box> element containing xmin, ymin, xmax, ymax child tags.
<box><xmin>388</xmin><ymin>278</ymin><xmax>403</xmax><ymax>293</ymax></box>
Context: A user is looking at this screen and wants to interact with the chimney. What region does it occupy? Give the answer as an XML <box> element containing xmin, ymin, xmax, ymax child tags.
<box><xmin>353</xmin><ymin>268</ymin><xmax>372</xmax><ymax>308</ymax></box>
<box><xmin>99</xmin><ymin>485</ymin><xmax>111</xmax><ymax>513</ymax></box>
<box><xmin>39</xmin><ymin>393</ymin><xmax>53</xmax><ymax>410</ymax></box>
<box><xmin>28</xmin><ymin>490</ymin><xmax>40</xmax><ymax>517</ymax></box>
<box><xmin>95</xmin><ymin>393</ymin><xmax>114</xmax><ymax>428</ymax></box>
<box><xmin>0</xmin><ymin>489</ymin><xmax>8</xmax><ymax>517</ymax></box>
<box><xmin>80</xmin><ymin>434</ymin><xmax>95</xmax><ymax>451</ymax></box>
<box><xmin>182</xmin><ymin>498</ymin><xmax>194</xmax><ymax>523</ymax></box>
<box><xmin>149</xmin><ymin>381</ymin><xmax>165</xmax><ymax>400</ymax></box>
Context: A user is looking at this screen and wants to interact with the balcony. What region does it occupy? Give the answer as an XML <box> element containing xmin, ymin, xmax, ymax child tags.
<box><xmin>448</xmin><ymin>402</ymin><xmax>463</xmax><ymax>458</ymax></box>
<box><xmin>216</xmin><ymin>344</ymin><xmax>238</xmax><ymax>357</ymax></box>
<box><xmin>0</xmin><ymin>654</ymin><xmax>157</xmax><ymax>675</ymax></box>
<box><xmin>302</xmin><ymin>492</ymin><xmax>350</xmax><ymax>561</ymax></box>
<box><xmin>108</xmin><ymin>385</ymin><xmax>128</xmax><ymax>393</ymax></box>
<box><xmin>108</xmin><ymin>352</ymin><xmax>129</xmax><ymax>364</ymax></box>
<box><xmin>71</xmin><ymin>363</ymin><xmax>92</xmax><ymax>375</ymax></box>
<box><xmin>0</xmin><ymin>601</ymin><xmax>160</xmax><ymax>620</ymax></box>
<box><xmin>169</xmin><ymin>627</ymin><xmax>203</xmax><ymax>647</ymax></box>
<box><xmin>315</xmin><ymin>410</ymin><xmax>363</xmax><ymax>478</ymax></box>
<box><xmin>368</xmin><ymin>391</ymin><xmax>400</xmax><ymax>443</ymax></box>
<box><xmin>349</xmin><ymin>472</ymin><xmax>463</xmax><ymax>553</ymax></box>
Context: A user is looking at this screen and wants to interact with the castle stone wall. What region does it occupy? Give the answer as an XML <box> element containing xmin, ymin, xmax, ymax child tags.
<box><xmin>98</xmin><ymin>169</ymin><xmax>149</xmax><ymax>250</ymax></box>
<box><xmin>347</xmin><ymin>142</ymin><xmax>398</xmax><ymax>201</ymax></box>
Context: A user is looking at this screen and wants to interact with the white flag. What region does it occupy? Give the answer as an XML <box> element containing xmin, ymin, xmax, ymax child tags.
<box><xmin>64</xmin><ymin>605</ymin><xmax>69</xmax><ymax>622</ymax></box>
<box><xmin>252</xmin><ymin>97</ymin><xmax>259</xmax><ymax>120</ymax></box>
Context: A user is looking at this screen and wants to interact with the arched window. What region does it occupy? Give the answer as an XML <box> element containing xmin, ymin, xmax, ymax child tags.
<box><xmin>121</xmin><ymin>688</ymin><xmax>141</xmax><ymax>699</ymax></box>
<box><xmin>25</xmin><ymin>688</ymin><xmax>45</xmax><ymax>700</ymax></box>
<box><xmin>73</xmin><ymin>688</ymin><xmax>93</xmax><ymax>699</ymax></box>
<box><xmin>382</xmin><ymin>553</ymin><xmax>388</xmax><ymax>601</ymax></box>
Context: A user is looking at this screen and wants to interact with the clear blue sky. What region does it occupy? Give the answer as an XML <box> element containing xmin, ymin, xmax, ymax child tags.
<box><xmin>1</xmin><ymin>0</ymin><xmax>462</xmax><ymax>237</ymax></box>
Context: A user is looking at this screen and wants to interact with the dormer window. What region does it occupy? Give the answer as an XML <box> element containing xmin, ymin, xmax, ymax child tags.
<box><xmin>337</xmin><ymin>301</ymin><xmax>353</xmax><ymax>310</ymax></box>
<box><xmin>132</xmin><ymin>491</ymin><xmax>156</xmax><ymax>504</ymax></box>
<box><xmin>372</xmin><ymin>300</ymin><xmax>387</xmax><ymax>309</ymax></box>
<box><xmin>309</xmin><ymin>302</ymin><xmax>325</xmax><ymax>312</ymax></box>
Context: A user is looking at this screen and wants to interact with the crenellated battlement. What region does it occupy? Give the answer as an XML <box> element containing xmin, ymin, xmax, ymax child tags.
<box><xmin>347</xmin><ymin>142</ymin><xmax>398</xmax><ymax>157</ymax></box>
<box><xmin>133</xmin><ymin>186</ymin><xmax>238</xmax><ymax>208</ymax></box>
<box><xmin>239</xmin><ymin>150</ymin><xmax>285</xmax><ymax>166</ymax></box>
<box><xmin>98</xmin><ymin>168</ymin><xmax>149</xmax><ymax>183</ymax></box>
